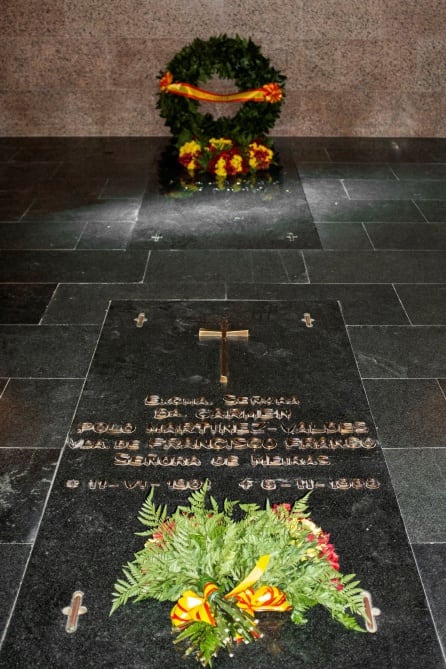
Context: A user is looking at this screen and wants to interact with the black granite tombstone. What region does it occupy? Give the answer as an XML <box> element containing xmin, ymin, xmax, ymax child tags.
<box><xmin>0</xmin><ymin>301</ymin><xmax>442</xmax><ymax>668</ymax></box>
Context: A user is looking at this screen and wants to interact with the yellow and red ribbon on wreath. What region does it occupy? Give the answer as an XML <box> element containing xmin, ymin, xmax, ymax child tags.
<box><xmin>160</xmin><ymin>72</ymin><xmax>283</xmax><ymax>104</ymax></box>
<box><xmin>170</xmin><ymin>555</ymin><xmax>292</xmax><ymax>629</ymax></box>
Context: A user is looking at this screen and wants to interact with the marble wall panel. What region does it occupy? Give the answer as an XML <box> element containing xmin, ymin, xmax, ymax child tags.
<box><xmin>415</xmin><ymin>39</ymin><xmax>446</xmax><ymax>91</ymax></box>
<box><xmin>0</xmin><ymin>38</ymin><xmax>110</xmax><ymax>90</ymax></box>
<box><xmin>278</xmin><ymin>90</ymin><xmax>445</xmax><ymax>137</ymax></box>
<box><xmin>285</xmin><ymin>40</ymin><xmax>416</xmax><ymax>92</ymax></box>
<box><xmin>108</xmin><ymin>38</ymin><xmax>185</xmax><ymax>89</ymax></box>
<box><xmin>0</xmin><ymin>0</ymin><xmax>445</xmax><ymax>136</ymax></box>
<box><xmin>65</xmin><ymin>0</ymin><xmax>226</xmax><ymax>39</ymax></box>
<box><xmin>0</xmin><ymin>0</ymin><xmax>66</xmax><ymax>36</ymax></box>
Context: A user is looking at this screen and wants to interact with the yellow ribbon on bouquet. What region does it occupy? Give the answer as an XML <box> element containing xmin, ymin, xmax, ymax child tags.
<box><xmin>171</xmin><ymin>555</ymin><xmax>291</xmax><ymax>629</ymax></box>
<box><xmin>160</xmin><ymin>72</ymin><xmax>283</xmax><ymax>104</ymax></box>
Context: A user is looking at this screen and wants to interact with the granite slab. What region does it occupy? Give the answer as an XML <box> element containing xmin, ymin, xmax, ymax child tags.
<box><xmin>0</xmin><ymin>300</ymin><xmax>442</xmax><ymax>669</ymax></box>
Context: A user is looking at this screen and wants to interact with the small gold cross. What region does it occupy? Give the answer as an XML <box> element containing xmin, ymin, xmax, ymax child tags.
<box><xmin>362</xmin><ymin>590</ymin><xmax>381</xmax><ymax>633</ymax></box>
<box><xmin>301</xmin><ymin>312</ymin><xmax>315</xmax><ymax>328</ymax></box>
<box><xmin>199</xmin><ymin>319</ymin><xmax>249</xmax><ymax>384</ymax></box>
<box><xmin>134</xmin><ymin>312</ymin><xmax>147</xmax><ymax>328</ymax></box>
<box><xmin>62</xmin><ymin>591</ymin><xmax>87</xmax><ymax>633</ymax></box>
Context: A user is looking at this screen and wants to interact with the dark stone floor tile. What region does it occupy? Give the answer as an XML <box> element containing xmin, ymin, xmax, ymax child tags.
<box><xmin>278</xmin><ymin>137</ymin><xmax>331</xmax><ymax>161</ymax></box>
<box><xmin>0</xmin><ymin>284</ymin><xmax>56</xmax><ymax>324</ymax></box>
<box><xmin>277</xmin><ymin>250</ymin><xmax>309</xmax><ymax>282</ymax></box>
<box><xmin>34</xmin><ymin>176</ymin><xmax>107</xmax><ymax>199</ymax></box>
<box><xmin>301</xmin><ymin>178</ymin><xmax>349</xmax><ymax>202</ymax></box>
<box><xmin>23</xmin><ymin>196</ymin><xmax>141</xmax><ymax>223</ymax></box>
<box><xmin>384</xmin><ymin>449</ymin><xmax>446</xmax><ymax>542</ymax></box>
<box><xmin>0</xmin><ymin>250</ymin><xmax>148</xmax><ymax>282</ymax></box>
<box><xmin>56</xmin><ymin>157</ymin><xmax>156</xmax><ymax>181</ymax></box>
<box><xmin>76</xmin><ymin>221</ymin><xmax>135</xmax><ymax>250</ymax></box>
<box><xmin>42</xmin><ymin>282</ymin><xmax>225</xmax><ymax>324</ymax></box>
<box><xmin>413</xmin><ymin>543</ymin><xmax>446</xmax><ymax>654</ymax></box>
<box><xmin>0</xmin><ymin>220</ymin><xmax>84</xmax><ymax>250</ymax></box>
<box><xmin>144</xmin><ymin>250</ymin><xmax>299</xmax><ymax>283</ymax></box>
<box><xmin>99</xmin><ymin>175</ymin><xmax>150</xmax><ymax>199</ymax></box>
<box><xmin>348</xmin><ymin>326</ymin><xmax>446</xmax><ymax>378</ymax></box>
<box><xmin>298</xmin><ymin>163</ymin><xmax>396</xmax><ymax>179</ymax></box>
<box><xmin>298</xmin><ymin>162</ymin><xmax>396</xmax><ymax>181</ymax></box>
<box><xmin>395</xmin><ymin>285</ymin><xmax>446</xmax><ymax>325</ymax></box>
<box><xmin>344</xmin><ymin>179</ymin><xmax>446</xmax><ymax>201</ymax></box>
<box><xmin>316</xmin><ymin>222</ymin><xmax>373</xmax><ymax>249</ymax></box>
<box><xmin>130</xmin><ymin>202</ymin><xmax>319</xmax><ymax>248</ymax></box>
<box><xmin>304</xmin><ymin>251</ymin><xmax>446</xmax><ymax>283</ymax></box>
<box><xmin>365</xmin><ymin>223</ymin><xmax>446</xmax><ymax>250</ymax></box>
<box><xmin>0</xmin><ymin>143</ymin><xmax>20</xmax><ymax>162</ymax></box>
<box><xmin>0</xmin><ymin>161</ymin><xmax>60</xmax><ymax>189</ymax></box>
<box><xmin>226</xmin><ymin>283</ymin><xmax>409</xmax><ymax>324</ymax></box>
<box><xmin>0</xmin><ymin>449</ymin><xmax>59</xmax><ymax>542</ymax></box>
<box><xmin>0</xmin><ymin>379</ymin><xmax>8</xmax><ymax>394</ymax></box>
<box><xmin>327</xmin><ymin>138</ymin><xmax>446</xmax><ymax>163</ymax></box>
<box><xmin>0</xmin><ymin>191</ymin><xmax>34</xmax><ymax>220</ymax></box>
<box><xmin>308</xmin><ymin>199</ymin><xmax>424</xmax><ymax>222</ymax></box>
<box><xmin>0</xmin><ymin>544</ymin><xmax>31</xmax><ymax>637</ymax></box>
<box><xmin>134</xmin><ymin>154</ymin><xmax>317</xmax><ymax>248</ymax></box>
<box><xmin>12</xmin><ymin>137</ymin><xmax>163</xmax><ymax>164</ymax></box>
<box><xmin>0</xmin><ymin>378</ymin><xmax>83</xmax><ymax>448</ymax></box>
<box><xmin>392</xmin><ymin>163</ymin><xmax>446</xmax><ymax>180</ymax></box>
<box><xmin>415</xmin><ymin>200</ymin><xmax>446</xmax><ymax>222</ymax></box>
<box><xmin>364</xmin><ymin>379</ymin><xmax>446</xmax><ymax>448</ymax></box>
<box><xmin>0</xmin><ymin>325</ymin><xmax>100</xmax><ymax>377</ymax></box>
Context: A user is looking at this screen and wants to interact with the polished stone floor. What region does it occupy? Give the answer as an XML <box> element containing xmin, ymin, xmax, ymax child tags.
<box><xmin>0</xmin><ymin>136</ymin><xmax>445</xmax><ymax>664</ymax></box>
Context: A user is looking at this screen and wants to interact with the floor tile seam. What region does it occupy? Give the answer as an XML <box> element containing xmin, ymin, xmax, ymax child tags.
<box><xmin>391</xmin><ymin>285</ymin><xmax>413</xmax><ymax>326</ymax></box>
<box><xmin>0</xmin><ymin>323</ymin><xmax>100</xmax><ymax>329</ymax></box>
<box><xmin>0</xmin><ymin>378</ymin><xmax>10</xmax><ymax>398</ymax></box>
<box><xmin>0</xmin><ymin>446</ymin><xmax>66</xmax><ymax>450</ymax></box>
<box><xmin>361</xmin><ymin>223</ymin><xmax>376</xmax><ymax>250</ymax></box>
<box><xmin>0</xmin><ymin>447</ymin><xmax>65</xmax><ymax>649</ymax></box>
<box><xmin>412</xmin><ymin>541</ymin><xmax>446</xmax><ymax>545</ymax></box>
<box><xmin>409</xmin><ymin>545</ymin><xmax>446</xmax><ymax>660</ymax></box>
<box><xmin>310</xmin><ymin>220</ymin><xmax>435</xmax><ymax>225</ymax></box>
<box><xmin>141</xmin><ymin>250</ymin><xmax>152</xmax><ymax>283</ymax></box>
<box><xmin>347</xmin><ymin>324</ymin><xmax>446</xmax><ymax>328</ymax></box>
<box><xmin>39</xmin><ymin>283</ymin><xmax>61</xmax><ymax>326</ymax></box>
<box><xmin>17</xmin><ymin>195</ymin><xmax>36</xmax><ymax>222</ymax></box>
<box><xmin>437</xmin><ymin>380</ymin><xmax>446</xmax><ymax>401</ymax></box>
<box><xmin>310</xmin><ymin>281</ymin><xmax>446</xmax><ymax>286</ymax></box>
<box><xmin>412</xmin><ymin>200</ymin><xmax>430</xmax><ymax>222</ymax></box>
<box><xmin>73</xmin><ymin>220</ymin><xmax>91</xmax><ymax>251</ymax></box>
<box><xmin>339</xmin><ymin>179</ymin><xmax>351</xmax><ymax>200</ymax></box>
<box><xmin>360</xmin><ymin>376</ymin><xmax>446</xmax><ymax>380</ymax></box>
<box><xmin>0</xmin><ymin>376</ymin><xmax>86</xmax><ymax>381</ymax></box>
<box><xmin>388</xmin><ymin>166</ymin><xmax>400</xmax><ymax>181</ymax></box>
<box><xmin>97</xmin><ymin>178</ymin><xmax>110</xmax><ymax>200</ymax></box>
<box><xmin>300</xmin><ymin>250</ymin><xmax>310</xmax><ymax>284</ymax></box>
<box><xmin>382</xmin><ymin>447</ymin><xmax>446</xmax><ymax>451</ymax></box>
<box><xmin>303</xmin><ymin>249</ymin><xmax>446</xmax><ymax>254</ymax></box>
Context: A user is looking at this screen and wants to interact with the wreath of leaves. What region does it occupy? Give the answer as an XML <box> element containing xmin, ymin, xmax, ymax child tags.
<box><xmin>157</xmin><ymin>35</ymin><xmax>286</xmax><ymax>145</ymax></box>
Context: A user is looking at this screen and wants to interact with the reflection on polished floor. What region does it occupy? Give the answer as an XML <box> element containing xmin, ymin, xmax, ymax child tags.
<box><xmin>0</xmin><ymin>136</ymin><xmax>445</xmax><ymax>663</ymax></box>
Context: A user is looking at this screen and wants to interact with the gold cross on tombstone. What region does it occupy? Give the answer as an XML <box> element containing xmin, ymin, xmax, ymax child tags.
<box><xmin>199</xmin><ymin>319</ymin><xmax>249</xmax><ymax>384</ymax></box>
<box><xmin>62</xmin><ymin>590</ymin><xmax>87</xmax><ymax>633</ymax></box>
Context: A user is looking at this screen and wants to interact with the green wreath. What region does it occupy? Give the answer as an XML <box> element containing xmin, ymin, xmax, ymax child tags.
<box><xmin>157</xmin><ymin>35</ymin><xmax>286</xmax><ymax>146</ymax></box>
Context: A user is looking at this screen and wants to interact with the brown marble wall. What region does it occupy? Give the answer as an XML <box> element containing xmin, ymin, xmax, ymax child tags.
<box><xmin>1</xmin><ymin>0</ymin><xmax>445</xmax><ymax>136</ymax></box>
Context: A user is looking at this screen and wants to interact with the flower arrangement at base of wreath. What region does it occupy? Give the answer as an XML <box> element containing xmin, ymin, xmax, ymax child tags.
<box><xmin>177</xmin><ymin>135</ymin><xmax>275</xmax><ymax>189</ymax></box>
<box><xmin>111</xmin><ymin>482</ymin><xmax>367</xmax><ymax>667</ymax></box>
<box><xmin>157</xmin><ymin>36</ymin><xmax>286</xmax><ymax>189</ymax></box>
